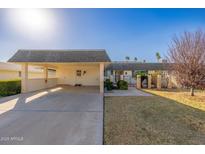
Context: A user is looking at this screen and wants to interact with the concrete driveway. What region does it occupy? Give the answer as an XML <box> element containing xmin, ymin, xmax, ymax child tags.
<box><xmin>0</xmin><ymin>86</ymin><xmax>103</xmax><ymax>145</ymax></box>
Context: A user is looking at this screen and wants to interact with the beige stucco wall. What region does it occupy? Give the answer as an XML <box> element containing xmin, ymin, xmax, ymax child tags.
<box><xmin>57</xmin><ymin>64</ymin><xmax>100</xmax><ymax>86</ymax></box>
<box><xmin>6</xmin><ymin>62</ymin><xmax>103</xmax><ymax>93</ymax></box>
<box><xmin>27</xmin><ymin>78</ymin><xmax>57</xmax><ymax>92</ymax></box>
<box><xmin>0</xmin><ymin>69</ymin><xmax>57</xmax><ymax>93</ymax></box>
<box><xmin>123</xmin><ymin>70</ymin><xmax>132</xmax><ymax>76</ymax></box>
<box><xmin>28</xmin><ymin>72</ymin><xmax>44</xmax><ymax>79</ymax></box>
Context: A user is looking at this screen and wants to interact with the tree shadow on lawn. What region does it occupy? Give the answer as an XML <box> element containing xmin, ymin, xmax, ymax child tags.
<box><xmin>104</xmin><ymin>95</ymin><xmax>205</xmax><ymax>145</ymax></box>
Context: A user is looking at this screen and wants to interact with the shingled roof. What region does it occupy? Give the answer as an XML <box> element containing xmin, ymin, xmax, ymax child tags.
<box><xmin>8</xmin><ymin>49</ymin><xmax>111</xmax><ymax>63</ymax></box>
<box><xmin>106</xmin><ymin>62</ymin><xmax>172</xmax><ymax>71</ymax></box>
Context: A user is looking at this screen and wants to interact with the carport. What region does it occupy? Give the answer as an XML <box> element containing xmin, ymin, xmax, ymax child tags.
<box><xmin>8</xmin><ymin>49</ymin><xmax>111</xmax><ymax>94</ymax></box>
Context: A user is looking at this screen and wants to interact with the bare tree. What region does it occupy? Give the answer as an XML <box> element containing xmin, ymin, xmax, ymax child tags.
<box><xmin>168</xmin><ymin>30</ymin><xmax>205</xmax><ymax>96</ymax></box>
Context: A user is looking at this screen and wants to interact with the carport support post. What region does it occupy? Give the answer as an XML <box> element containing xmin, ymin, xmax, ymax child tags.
<box><xmin>21</xmin><ymin>63</ymin><xmax>28</xmax><ymax>93</ymax></box>
<box><xmin>100</xmin><ymin>63</ymin><xmax>104</xmax><ymax>93</ymax></box>
<box><xmin>113</xmin><ymin>70</ymin><xmax>116</xmax><ymax>82</ymax></box>
<box><xmin>136</xmin><ymin>75</ymin><xmax>141</xmax><ymax>89</ymax></box>
<box><xmin>148</xmin><ymin>74</ymin><xmax>152</xmax><ymax>89</ymax></box>
<box><xmin>168</xmin><ymin>75</ymin><xmax>172</xmax><ymax>89</ymax></box>
<box><xmin>157</xmin><ymin>74</ymin><xmax>161</xmax><ymax>89</ymax></box>
<box><xmin>43</xmin><ymin>66</ymin><xmax>48</xmax><ymax>88</ymax></box>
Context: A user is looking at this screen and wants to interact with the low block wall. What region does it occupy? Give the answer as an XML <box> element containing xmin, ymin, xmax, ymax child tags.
<box><xmin>27</xmin><ymin>78</ymin><xmax>57</xmax><ymax>92</ymax></box>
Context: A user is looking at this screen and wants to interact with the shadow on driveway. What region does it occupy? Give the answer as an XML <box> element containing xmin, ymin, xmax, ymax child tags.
<box><xmin>0</xmin><ymin>86</ymin><xmax>103</xmax><ymax>145</ymax></box>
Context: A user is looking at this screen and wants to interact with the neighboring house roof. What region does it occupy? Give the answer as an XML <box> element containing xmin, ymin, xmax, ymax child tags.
<box><xmin>106</xmin><ymin>62</ymin><xmax>172</xmax><ymax>71</ymax></box>
<box><xmin>8</xmin><ymin>49</ymin><xmax>111</xmax><ymax>63</ymax></box>
<box><xmin>0</xmin><ymin>62</ymin><xmax>43</xmax><ymax>72</ymax></box>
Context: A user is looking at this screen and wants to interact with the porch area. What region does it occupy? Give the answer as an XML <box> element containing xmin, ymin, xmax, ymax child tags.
<box><xmin>20</xmin><ymin>62</ymin><xmax>105</xmax><ymax>94</ymax></box>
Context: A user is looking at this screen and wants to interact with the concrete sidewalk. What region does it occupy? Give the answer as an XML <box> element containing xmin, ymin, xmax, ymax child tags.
<box><xmin>104</xmin><ymin>87</ymin><xmax>152</xmax><ymax>97</ymax></box>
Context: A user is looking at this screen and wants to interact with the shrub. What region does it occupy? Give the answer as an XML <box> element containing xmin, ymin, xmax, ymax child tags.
<box><xmin>104</xmin><ymin>79</ymin><xmax>113</xmax><ymax>91</ymax></box>
<box><xmin>0</xmin><ymin>80</ymin><xmax>21</xmax><ymax>96</ymax></box>
<box><xmin>135</xmin><ymin>71</ymin><xmax>148</xmax><ymax>77</ymax></box>
<box><xmin>117</xmin><ymin>80</ymin><xmax>128</xmax><ymax>90</ymax></box>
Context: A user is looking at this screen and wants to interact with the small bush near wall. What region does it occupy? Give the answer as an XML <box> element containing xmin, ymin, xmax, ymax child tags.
<box><xmin>117</xmin><ymin>80</ymin><xmax>128</xmax><ymax>90</ymax></box>
<box><xmin>104</xmin><ymin>79</ymin><xmax>113</xmax><ymax>91</ymax></box>
<box><xmin>0</xmin><ymin>80</ymin><xmax>21</xmax><ymax>96</ymax></box>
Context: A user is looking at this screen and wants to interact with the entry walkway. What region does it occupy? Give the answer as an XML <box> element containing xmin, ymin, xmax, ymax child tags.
<box><xmin>104</xmin><ymin>87</ymin><xmax>152</xmax><ymax>96</ymax></box>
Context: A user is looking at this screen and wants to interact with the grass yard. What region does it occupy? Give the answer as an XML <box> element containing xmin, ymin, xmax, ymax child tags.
<box><xmin>104</xmin><ymin>93</ymin><xmax>205</xmax><ymax>144</ymax></box>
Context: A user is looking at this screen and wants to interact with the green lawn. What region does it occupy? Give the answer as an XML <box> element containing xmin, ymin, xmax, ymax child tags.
<box><xmin>104</xmin><ymin>95</ymin><xmax>205</xmax><ymax>144</ymax></box>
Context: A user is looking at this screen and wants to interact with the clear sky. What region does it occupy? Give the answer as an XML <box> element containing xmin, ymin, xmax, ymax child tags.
<box><xmin>0</xmin><ymin>8</ymin><xmax>205</xmax><ymax>62</ymax></box>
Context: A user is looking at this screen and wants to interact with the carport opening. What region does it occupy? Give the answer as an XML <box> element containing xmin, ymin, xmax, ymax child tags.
<box><xmin>135</xmin><ymin>70</ymin><xmax>148</xmax><ymax>88</ymax></box>
<box><xmin>141</xmin><ymin>75</ymin><xmax>148</xmax><ymax>88</ymax></box>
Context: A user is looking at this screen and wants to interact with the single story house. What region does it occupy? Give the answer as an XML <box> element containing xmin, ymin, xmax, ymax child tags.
<box><xmin>105</xmin><ymin>62</ymin><xmax>178</xmax><ymax>88</ymax></box>
<box><xmin>0</xmin><ymin>62</ymin><xmax>56</xmax><ymax>80</ymax></box>
<box><xmin>8</xmin><ymin>49</ymin><xmax>179</xmax><ymax>93</ymax></box>
<box><xmin>8</xmin><ymin>49</ymin><xmax>111</xmax><ymax>93</ymax></box>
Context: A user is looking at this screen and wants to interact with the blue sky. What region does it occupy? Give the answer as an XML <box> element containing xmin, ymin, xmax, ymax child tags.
<box><xmin>0</xmin><ymin>9</ymin><xmax>205</xmax><ymax>62</ymax></box>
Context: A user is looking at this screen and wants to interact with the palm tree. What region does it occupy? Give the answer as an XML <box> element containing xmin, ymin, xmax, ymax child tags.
<box><xmin>125</xmin><ymin>56</ymin><xmax>130</xmax><ymax>61</ymax></box>
<box><xmin>134</xmin><ymin>57</ymin><xmax>138</xmax><ymax>61</ymax></box>
<box><xmin>156</xmin><ymin>52</ymin><xmax>161</xmax><ymax>62</ymax></box>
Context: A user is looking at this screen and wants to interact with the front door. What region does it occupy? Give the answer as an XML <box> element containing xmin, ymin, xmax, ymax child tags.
<box><xmin>75</xmin><ymin>70</ymin><xmax>83</xmax><ymax>85</ymax></box>
<box><xmin>75</xmin><ymin>70</ymin><xmax>82</xmax><ymax>85</ymax></box>
<box><xmin>115</xmin><ymin>70</ymin><xmax>123</xmax><ymax>82</ymax></box>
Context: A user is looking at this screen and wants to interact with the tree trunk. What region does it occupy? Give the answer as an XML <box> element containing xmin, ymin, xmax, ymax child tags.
<box><xmin>190</xmin><ymin>87</ymin><xmax>194</xmax><ymax>96</ymax></box>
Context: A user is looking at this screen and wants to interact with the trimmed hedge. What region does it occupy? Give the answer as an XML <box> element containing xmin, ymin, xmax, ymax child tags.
<box><xmin>0</xmin><ymin>80</ymin><xmax>21</xmax><ymax>96</ymax></box>
<box><xmin>117</xmin><ymin>80</ymin><xmax>128</xmax><ymax>90</ymax></box>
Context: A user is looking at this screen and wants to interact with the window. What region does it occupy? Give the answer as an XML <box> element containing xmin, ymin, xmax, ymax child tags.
<box><xmin>48</xmin><ymin>69</ymin><xmax>56</xmax><ymax>78</ymax></box>
<box><xmin>76</xmin><ymin>70</ymin><xmax>82</xmax><ymax>77</ymax></box>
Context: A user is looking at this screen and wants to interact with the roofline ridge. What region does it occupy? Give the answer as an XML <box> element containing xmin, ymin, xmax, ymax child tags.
<box><xmin>18</xmin><ymin>49</ymin><xmax>106</xmax><ymax>52</ymax></box>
